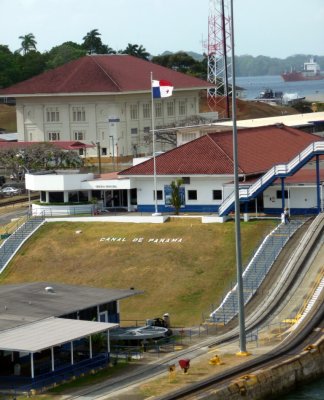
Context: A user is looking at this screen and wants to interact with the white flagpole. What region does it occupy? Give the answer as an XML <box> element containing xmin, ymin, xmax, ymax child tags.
<box><xmin>151</xmin><ymin>72</ymin><xmax>158</xmax><ymax>214</ymax></box>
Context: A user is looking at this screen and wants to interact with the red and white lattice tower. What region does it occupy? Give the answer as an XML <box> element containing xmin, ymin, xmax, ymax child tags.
<box><xmin>206</xmin><ymin>0</ymin><xmax>232</xmax><ymax>118</ymax></box>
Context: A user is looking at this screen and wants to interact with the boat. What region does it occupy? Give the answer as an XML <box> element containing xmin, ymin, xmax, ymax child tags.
<box><xmin>281</xmin><ymin>57</ymin><xmax>324</xmax><ymax>82</ymax></box>
<box><xmin>255</xmin><ymin>88</ymin><xmax>283</xmax><ymax>104</ymax></box>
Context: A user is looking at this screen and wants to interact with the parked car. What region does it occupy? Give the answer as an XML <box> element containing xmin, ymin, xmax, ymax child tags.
<box><xmin>0</xmin><ymin>186</ymin><xmax>21</xmax><ymax>196</ymax></box>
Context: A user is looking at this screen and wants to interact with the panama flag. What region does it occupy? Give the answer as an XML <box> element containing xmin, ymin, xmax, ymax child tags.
<box><xmin>152</xmin><ymin>79</ymin><xmax>174</xmax><ymax>98</ymax></box>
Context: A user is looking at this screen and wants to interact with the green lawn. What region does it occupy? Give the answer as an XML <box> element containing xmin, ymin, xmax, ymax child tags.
<box><xmin>0</xmin><ymin>218</ymin><xmax>277</xmax><ymax>326</ymax></box>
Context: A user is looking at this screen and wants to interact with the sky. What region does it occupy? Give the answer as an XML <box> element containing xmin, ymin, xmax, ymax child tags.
<box><xmin>0</xmin><ymin>0</ymin><xmax>323</xmax><ymax>58</ymax></box>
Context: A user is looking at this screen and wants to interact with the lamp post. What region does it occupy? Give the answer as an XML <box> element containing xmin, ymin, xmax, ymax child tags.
<box><xmin>230</xmin><ymin>0</ymin><xmax>247</xmax><ymax>355</ymax></box>
<box><xmin>20</xmin><ymin>165</ymin><xmax>31</xmax><ymax>216</ymax></box>
<box><xmin>96</xmin><ymin>142</ymin><xmax>102</xmax><ymax>175</ymax></box>
<box><xmin>109</xmin><ymin>136</ymin><xmax>115</xmax><ymax>171</ymax></box>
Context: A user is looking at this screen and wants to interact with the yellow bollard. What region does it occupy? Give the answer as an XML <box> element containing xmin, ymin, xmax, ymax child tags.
<box><xmin>209</xmin><ymin>354</ymin><xmax>224</xmax><ymax>365</ymax></box>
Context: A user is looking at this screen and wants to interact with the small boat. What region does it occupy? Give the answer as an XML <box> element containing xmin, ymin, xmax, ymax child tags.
<box><xmin>109</xmin><ymin>325</ymin><xmax>169</xmax><ymax>341</ymax></box>
<box><xmin>255</xmin><ymin>88</ymin><xmax>283</xmax><ymax>104</ymax></box>
<box><xmin>282</xmin><ymin>93</ymin><xmax>306</xmax><ymax>105</ymax></box>
<box><xmin>281</xmin><ymin>57</ymin><xmax>324</xmax><ymax>82</ymax></box>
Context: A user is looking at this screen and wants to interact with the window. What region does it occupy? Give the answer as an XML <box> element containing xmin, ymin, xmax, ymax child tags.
<box><xmin>153</xmin><ymin>190</ymin><xmax>163</xmax><ymax>200</ymax></box>
<box><xmin>166</xmin><ymin>101</ymin><xmax>175</xmax><ymax>117</ymax></box>
<box><xmin>79</xmin><ymin>149</ymin><xmax>84</xmax><ymax>156</ymax></box>
<box><xmin>48</xmin><ymin>132</ymin><xmax>60</xmax><ymax>141</ymax></box>
<box><xmin>143</xmin><ymin>103</ymin><xmax>151</xmax><ymax>119</ymax></box>
<box><xmin>131</xmin><ymin>128</ymin><xmax>138</xmax><ymax>135</ymax></box>
<box><xmin>74</xmin><ymin>131</ymin><xmax>85</xmax><ymax>140</ymax></box>
<box><xmin>182</xmin><ymin>177</ymin><xmax>190</xmax><ymax>184</ymax></box>
<box><xmin>130</xmin><ymin>104</ymin><xmax>138</xmax><ymax>120</ymax></box>
<box><xmin>276</xmin><ymin>190</ymin><xmax>289</xmax><ymax>199</ymax></box>
<box><xmin>179</xmin><ymin>100</ymin><xmax>186</xmax><ymax>116</ymax></box>
<box><xmin>46</xmin><ymin>107</ymin><xmax>60</xmax><ymax>122</ymax></box>
<box><xmin>102</xmin><ymin>147</ymin><xmax>107</xmax><ymax>156</ymax></box>
<box><xmin>143</xmin><ymin>126</ymin><xmax>150</xmax><ymax>134</ymax></box>
<box><xmin>188</xmin><ymin>190</ymin><xmax>197</xmax><ymax>200</ymax></box>
<box><xmin>72</xmin><ymin>106</ymin><xmax>86</xmax><ymax>122</ymax></box>
<box><xmin>213</xmin><ymin>190</ymin><xmax>222</xmax><ymax>200</ymax></box>
<box><xmin>155</xmin><ymin>102</ymin><xmax>162</xmax><ymax>118</ymax></box>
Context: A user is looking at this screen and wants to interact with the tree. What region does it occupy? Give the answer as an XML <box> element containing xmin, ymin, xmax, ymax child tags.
<box><xmin>0</xmin><ymin>143</ymin><xmax>83</xmax><ymax>180</ymax></box>
<box><xmin>82</xmin><ymin>29</ymin><xmax>114</xmax><ymax>54</ymax></box>
<box><xmin>122</xmin><ymin>43</ymin><xmax>150</xmax><ymax>60</ymax></box>
<box><xmin>46</xmin><ymin>42</ymin><xmax>86</xmax><ymax>69</ymax></box>
<box><xmin>170</xmin><ymin>179</ymin><xmax>184</xmax><ymax>215</ymax></box>
<box><xmin>18</xmin><ymin>33</ymin><xmax>37</xmax><ymax>55</ymax></box>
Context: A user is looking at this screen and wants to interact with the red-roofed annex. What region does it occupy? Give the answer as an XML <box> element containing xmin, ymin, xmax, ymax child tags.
<box><xmin>25</xmin><ymin>124</ymin><xmax>324</xmax><ymax>217</ymax></box>
<box><xmin>0</xmin><ymin>55</ymin><xmax>213</xmax><ymax>158</ymax></box>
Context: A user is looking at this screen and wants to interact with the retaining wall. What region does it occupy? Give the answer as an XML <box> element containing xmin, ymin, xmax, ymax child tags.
<box><xmin>202</xmin><ymin>336</ymin><xmax>324</xmax><ymax>399</ymax></box>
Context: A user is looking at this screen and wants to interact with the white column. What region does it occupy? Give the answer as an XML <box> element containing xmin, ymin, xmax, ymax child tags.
<box><xmin>64</xmin><ymin>191</ymin><xmax>69</xmax><ymax>203</ymax></box>
<box><xmin>30</xmin><ymin>353</ymin><xmax>34</xmax><ymax>379</ymax></box>
<box><xmin>127</xmin><ymin>190</ymin><xmax>131</xmax><ymax>212</ymax></box>
<box><xmin>107</xmin><ymin>330</ymin><xmax>110</xmax><ymax>353</ymax></box>
<box><xmin>89</xmin><ymin>336</ymin><xmax>93</xmax><ymax>359</ymax></box>
<box><xmin>70</xmin><ymin>342</ymin><xmax>74</xmax><ymax>365</ymax></box>
<box><xmin>51</xmin><ymin>347</ymin><xmax>55</xmax><ymax>371</ymax></box>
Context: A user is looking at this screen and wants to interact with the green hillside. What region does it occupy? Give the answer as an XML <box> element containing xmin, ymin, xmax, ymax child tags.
<box><xmin>0</xmin><ymin>218</ymin><xmax>277</xmax><ymax>326</ymax></box>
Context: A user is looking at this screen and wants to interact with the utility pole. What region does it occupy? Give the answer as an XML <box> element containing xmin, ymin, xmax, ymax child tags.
<box><xmin>96</xmin><ymin>142</ymin><xmax>102</xmax><ymax>174</ymax></box>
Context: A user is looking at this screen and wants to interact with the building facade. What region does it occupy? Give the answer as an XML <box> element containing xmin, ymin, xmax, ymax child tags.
<box><xmin>0</xmin><ymin>55</ymin><xmax>214</xmax><ymax>158</ymax></box>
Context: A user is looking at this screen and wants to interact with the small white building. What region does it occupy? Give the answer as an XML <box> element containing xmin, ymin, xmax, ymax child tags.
<box><xmin>25</xmin><ymin>124</ymin><xmax>324</xmax><ymax>217</ymax></box>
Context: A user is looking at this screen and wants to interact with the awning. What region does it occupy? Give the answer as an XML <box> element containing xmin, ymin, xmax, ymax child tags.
<box><xmin>0</xmin><ymin>317</ymin><xmax>118</xmax><ymax>353</ymax></box>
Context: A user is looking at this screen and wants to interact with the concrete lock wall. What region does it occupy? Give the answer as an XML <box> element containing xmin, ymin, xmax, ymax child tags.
<box><xmin>203</xmin><ymin>337</ymin><xmax>324</xmax><ymax>400</ymax></box>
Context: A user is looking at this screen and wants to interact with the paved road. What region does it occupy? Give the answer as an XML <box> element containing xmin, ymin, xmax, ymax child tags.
<box><xmin>0</xmin><ymin>206</ymin><xmax>28</xmax><ymax>226</ymax></box>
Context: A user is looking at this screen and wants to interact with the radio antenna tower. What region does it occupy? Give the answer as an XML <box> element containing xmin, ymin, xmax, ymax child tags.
<box><xmin>206</xmin><ymin>0</ymin><xmax>232</xmax><ymax>118</ymax></box>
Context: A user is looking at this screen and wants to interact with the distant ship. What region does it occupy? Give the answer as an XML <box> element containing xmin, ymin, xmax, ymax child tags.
<box><xmin>281</xmin><ymin>57</ymin><xmax>324</xmax><ymax>82</ymax></box>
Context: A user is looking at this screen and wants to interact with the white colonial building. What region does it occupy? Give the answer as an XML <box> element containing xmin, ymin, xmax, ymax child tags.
<box><xmin>0</xmin><ymin>55</ymin><xmax>215</xmax><ymax>158</ymax></box>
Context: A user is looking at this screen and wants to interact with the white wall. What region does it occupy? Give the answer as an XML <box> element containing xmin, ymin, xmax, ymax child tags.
<box><xmin>263</xmin><ymin>185</ymin><xmax>319</xmax><ymax>210</ymax></box>
<box><xmin>26</xmin><ymin>173</ymin><xmax>94</xmax><ymax>191</ymax></box>
<box><xmin>15</xmin><ymin>90</ymin><xmax>204</xmax><ymax>157</ymax></box>
<box><xmin>133</xmin><ymin>176</ymin><xmax>232</xmax><ymax>206</ymax></box>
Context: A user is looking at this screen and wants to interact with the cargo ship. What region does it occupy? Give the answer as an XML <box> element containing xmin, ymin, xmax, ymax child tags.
<box><xmin>281</xmin><ymin>57</ymin><xmax>324</xmax><ymax>82</ymax></box>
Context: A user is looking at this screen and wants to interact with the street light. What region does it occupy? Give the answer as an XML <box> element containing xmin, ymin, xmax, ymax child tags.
<box><xmin>230</xmin><ymin>0</ymin><xmax>248</xmax><ymax>355</ymax></box>
<box><xmin>96</xmin><ymin>142</ymin><xmax>102</xmax><ymax>175</ymax></box>
<box><xmin>109</xmin><ymin>136</ymin><xmax>115</xmax><ymax>171</ymax></box>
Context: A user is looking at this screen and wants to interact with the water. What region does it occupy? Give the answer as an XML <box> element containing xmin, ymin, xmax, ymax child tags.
<box><xmin>278</xmin><ymin>377</ymin><xmax>324</xmax><ymax>399</ymax></box>
<box><xmin>235</xmin><ymin>75</ymin><xmax>324</xmax><ymax>100</ymax></box>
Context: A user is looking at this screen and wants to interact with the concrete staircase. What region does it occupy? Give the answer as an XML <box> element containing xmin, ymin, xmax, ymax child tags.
<box><xmin>209</xmin><ymin>219</ymin><xmax>305</xmax><ymax>324</ymax></box>
<box><xmin>219</xmin><ymin>141</ymin><xmax>324</xmax><ymax>216</ymax></box>
<box><xmin>0</xmin><ymin>216</ymin><xmax>45</xmax><ymax>273</ymax></box>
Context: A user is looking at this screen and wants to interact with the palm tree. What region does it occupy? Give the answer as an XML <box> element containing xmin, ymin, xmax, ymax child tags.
<box><xmin>82</xmin><ymin>29</ymin><xmax>102</xmax><ymax>54</ymax></box>
<box><xmin>18</xmin><ymin>33</ymin><xmax>37</xmax><ymax>55</ymax></box>
<box><xmin>122</xmin><ymin>43</ymin><xmax>150</xmax><ymax>60</ymax></box>
<box><xmin>170</xmin><ymin>179</ymin><xmax>184</xmax><ymax>215</ymax></box>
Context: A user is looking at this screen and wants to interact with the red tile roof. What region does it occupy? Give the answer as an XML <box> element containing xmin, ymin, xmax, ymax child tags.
<box><xmin>0</xmin><ymin>55</ymin><xmax>211</xmax><ymax>96</ymax></box>
<box><xmin>0</xmin><ymin>141</ymin><xmax>93</xmax><ymax>150</ymax></box>
<box><xmin>119</xmin><ymin>125</ymin><xmax>320</xmax><ymax>176</ymax></box>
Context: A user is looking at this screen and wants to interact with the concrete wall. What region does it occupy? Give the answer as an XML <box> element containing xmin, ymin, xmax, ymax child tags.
<box><xmin>205</xmin><ymin>337</ymin><xmax>324</xmax><ymax>400</ymax></box>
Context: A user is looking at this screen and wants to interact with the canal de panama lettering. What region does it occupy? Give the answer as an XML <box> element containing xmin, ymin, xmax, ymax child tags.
<box><xmin>99</xmin><ymin>237</ymin><xmax>183</xmax><ymax>243</ymax></box>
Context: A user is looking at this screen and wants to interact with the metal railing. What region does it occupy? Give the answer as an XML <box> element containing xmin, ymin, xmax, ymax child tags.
<box><xmin>219</xmin><ymin>141</ymin><xmax>324</xmax><ymax>216</ymax></box>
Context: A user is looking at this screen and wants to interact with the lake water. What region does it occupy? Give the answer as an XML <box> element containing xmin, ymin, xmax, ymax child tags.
<box><xmin>278</xmin><ymin>377</ymin><xmax>324</xmax><ymax>400</ymax></box>
<box><xmin>235</xmin><ymin>75</ymin><xmax>324</xmax><ymax>100</ymax></box>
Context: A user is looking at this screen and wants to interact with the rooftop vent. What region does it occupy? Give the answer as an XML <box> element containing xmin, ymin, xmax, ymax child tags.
<box><xmin>45</xmin><ymin>286</ymin><xmax>55</xmax><ymax>293</ymax></box>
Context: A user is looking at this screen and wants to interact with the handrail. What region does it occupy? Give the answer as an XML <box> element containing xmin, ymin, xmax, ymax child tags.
<box><xmin>219</xmin><ymin>141</ymin><xmax>324</xmax><ymax>216</ymax></box>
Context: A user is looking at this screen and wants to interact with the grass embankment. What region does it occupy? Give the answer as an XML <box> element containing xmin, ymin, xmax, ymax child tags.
<box><xmin>0</xmin><ymin>218</ymin><xmax>277</xmax><ymax>326</ymax></box>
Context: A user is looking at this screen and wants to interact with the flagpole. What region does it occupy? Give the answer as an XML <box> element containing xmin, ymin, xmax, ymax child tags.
<box><xmin>151</xmin><ymin>71</ymin><xmax>158</xmax><ymax>214</ymax></box>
